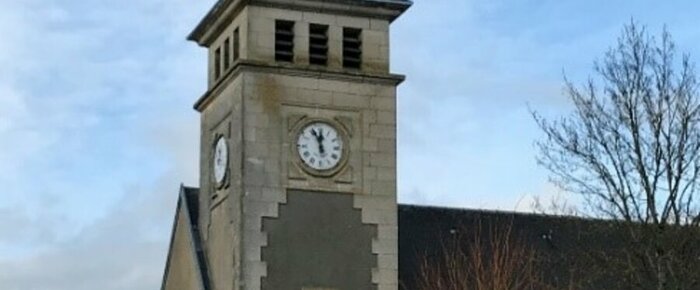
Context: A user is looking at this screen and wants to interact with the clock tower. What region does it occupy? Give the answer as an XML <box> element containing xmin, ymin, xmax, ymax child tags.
<box><xmin>161</xmin><ymin>0</ymin><xmax>411</xmax><ymax>289</ymax></box>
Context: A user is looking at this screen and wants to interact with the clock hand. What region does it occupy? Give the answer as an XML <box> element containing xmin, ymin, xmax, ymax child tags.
<box><xmin>317</xmin><ymin>128</ymin><xmax>325</xmax><ymax>155</ymax></box>
<box><xmin>318</xmin><ymin>138</ymin><xmax>325</xmax><ymax>155</ymax></box>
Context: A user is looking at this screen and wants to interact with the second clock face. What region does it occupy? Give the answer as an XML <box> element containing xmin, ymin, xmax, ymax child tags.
<box><xmin>213</xmin><ymin>136</ymin><xmax>228</xmax><ymax>185</ymax></box>
<box><xmin>296</xmin><ymin>121</ymin><xmax>344</xmax><ymax>171</ymax></box>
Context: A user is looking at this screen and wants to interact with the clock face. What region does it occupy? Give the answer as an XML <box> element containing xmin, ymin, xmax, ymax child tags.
<box><xmin>296</xmin><ymin>122</ymin><xmax>343</xmax><ymax>171</ymax></box>
<box><xmin>213</xmin><ymin>136</ymin><xmax>228</xmax><ymax>185</ymax></box>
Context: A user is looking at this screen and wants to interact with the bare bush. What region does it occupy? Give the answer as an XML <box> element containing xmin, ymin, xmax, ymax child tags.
<box><xmin>414</xmin><ymin>220</ymin><xmax>552</xmax><ymax>290</ymax></box>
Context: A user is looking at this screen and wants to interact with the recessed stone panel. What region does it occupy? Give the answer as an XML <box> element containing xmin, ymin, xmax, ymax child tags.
<box><xmin>262</xmin><ymin>190</ymin><xmax>377</xmax><ymax>290</ymax></box>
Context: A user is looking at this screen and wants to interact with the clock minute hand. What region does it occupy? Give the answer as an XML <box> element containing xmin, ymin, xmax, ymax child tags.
<box><xmin>318</xmin><ymin>128</ymin><xmax>325</xmax><ymax>154</ymax></box>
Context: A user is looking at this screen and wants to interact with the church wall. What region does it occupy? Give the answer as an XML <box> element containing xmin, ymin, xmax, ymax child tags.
<box><xmin>239</xmin><ymin>70</ymin><xmax>398</xmax><ymax>289</ymax></box>
<box><xmin>199</xmin><ymin>75</ymin><xmax>245</xmax><ymax>290</ymax></box>
<box><xmin>208</xmin><ymin>203</ymin><xmax>235</xmax><ymax>290</ymax></box>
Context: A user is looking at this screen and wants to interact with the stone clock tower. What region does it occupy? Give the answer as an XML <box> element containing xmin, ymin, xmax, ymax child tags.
<box><xmin>161</xmin><ymin>0</ymin><xmax>411</xmax><ymax>289</ymax></box>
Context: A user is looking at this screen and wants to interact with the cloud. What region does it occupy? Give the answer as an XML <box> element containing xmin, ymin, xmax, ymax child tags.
<box><xmin>5</xmin><ymin>0</ymin><xmax>700</xmax><ymax>289</ymax></box>
<box><xmin>390</xmin><ymin>0</ymin><xmax>637</xmax><ymax>212</ymax></box>
<box><xmin>0</xmin><ymin>100</ymin><xmax>199</xmax><ymax>290</ymax></box>
<box><xmin>0</xmin><ymin>183</ymin><xmax>176</xmax><ymax>290</ymax></box>
<box><xmin>0</xmin><ymin>0</ymin><xmax>206</xmax><ymax>288</ymax></box>
<box><xmin>513</xmin><ymin>181</ymin><xmax>581</xmax><ymax>214</ymax></box>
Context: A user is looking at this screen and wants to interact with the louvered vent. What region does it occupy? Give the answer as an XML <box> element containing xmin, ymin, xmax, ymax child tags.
<box><xmin>233</xmin><ymin>28</ymin><xmax>240</xmax><ymax>61</ymax></box>
<box><xmin>223</xmin><ymin>38</ymin><xmax>230</xmax><ymax>70</ymax></box>
<box><xmin>214</xmin><ymin>47</ymin><xmax>221</xmax><ymax>79</ymax></box>
<box><xmin>309</xmin><ymin>24</ymin><xmax>329</xmax><ymax>66</ymax></box>
<box><xmin>275</xmin><ymin>20</ymin><xmax>294</xmax><ymax>62</ymax></box>
<box><xmin>343</xmin><ymin>27</ymin><xmax>362</xmax><ymax>69</ymax></box>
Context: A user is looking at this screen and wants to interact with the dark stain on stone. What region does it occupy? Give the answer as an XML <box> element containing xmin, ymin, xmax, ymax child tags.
<box><xmin>258</xmin><ymin>75</ymin><xmax>280</xmax><ymax>113</ymax></box>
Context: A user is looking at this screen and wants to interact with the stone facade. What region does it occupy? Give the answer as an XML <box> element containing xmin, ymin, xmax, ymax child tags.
<box><xmin>163</xmin><ymin>0</ymin><xmax>410</xmax><ymax>289</ymax></box>
<box><xmin>231</xmin><ymin>68</ymin><xmax>401</xmax><ymax>289</ymax></box>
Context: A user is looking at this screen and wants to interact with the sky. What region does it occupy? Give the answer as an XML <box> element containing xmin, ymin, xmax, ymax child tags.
<box><xmin>2</xmin><ymin>0</ymin><xmax>700</xmax><ymax>289</ymax></box>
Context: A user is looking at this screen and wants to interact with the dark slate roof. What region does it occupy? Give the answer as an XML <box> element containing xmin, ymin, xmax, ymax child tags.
<box><xmin>182</xmin><ymin>186</ymin><xmax>211</xmax><ymax>290</ymax></box>
<box><xmin>182</xmin><ymin>186</ymin><xmax>200</xmax><ymax>225</ymax></box>
<box><xmin>397</xmin><ymin>204</ymin><xmax>627</xmax><ymax>290</ymax></box>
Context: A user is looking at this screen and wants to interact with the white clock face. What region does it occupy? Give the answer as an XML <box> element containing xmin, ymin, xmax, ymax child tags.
<box><xmin>296</xmin><ymin>122</ymin><xmax>343</xmax><ymax>171</ymax></box>
<box><xmin>213</xmin><ymin>136</ymin><xmax>228</xmax><ymax>185</ymax></box>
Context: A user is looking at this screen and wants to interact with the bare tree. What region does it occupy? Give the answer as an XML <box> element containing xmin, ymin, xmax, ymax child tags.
<box><xmin>533</xmin><ymin>21</ymin><xmax>700</xmax><ymax>289</ymax></box>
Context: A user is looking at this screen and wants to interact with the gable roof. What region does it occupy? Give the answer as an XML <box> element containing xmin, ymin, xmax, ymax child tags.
<box><xmin>160</xmin><ymin>185</ymin><xmax>211</xmax><ymax>290</ymax></box>
<box><xmin>397</xmin><ymin>204</ymin><xmax>632</xmax><ymax>289</ymax></box>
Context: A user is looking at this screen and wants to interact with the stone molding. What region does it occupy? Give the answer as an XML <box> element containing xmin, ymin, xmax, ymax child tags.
<box><xmin>194</xmin><ymin>60</ymin><xmax>405</xmax><ymax>112</ymax></box>
<box><xmin>189</xmin><ymin>0</ymin><xmax>411</xmax><ymax>46</ymax></box>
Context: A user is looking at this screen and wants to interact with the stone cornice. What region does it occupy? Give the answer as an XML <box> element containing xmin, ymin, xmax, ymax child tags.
<box><xmin>193</xmin><ymin>60</ymin><xmax>405</xmax><ymax>112</ymax></box>
<box><xmin>188</xmin><ymin>0</ymin><xmax>246</xmax><ymax>47</ymax></box>
<box><xmin>188</xmin><ymin>0</ymin><xmax>412</xmax><ymax>47</ymax></box>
